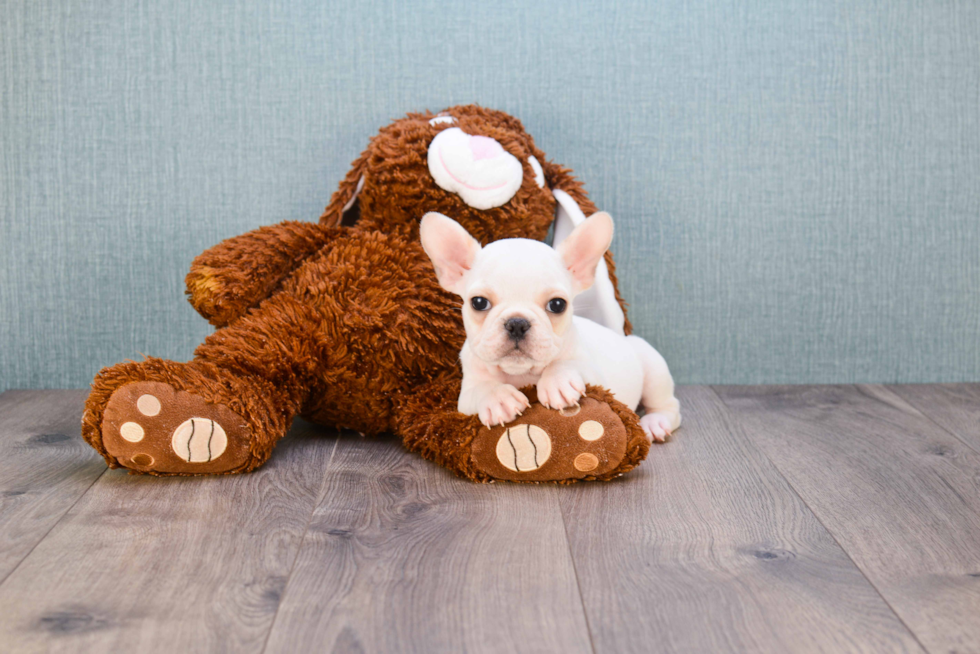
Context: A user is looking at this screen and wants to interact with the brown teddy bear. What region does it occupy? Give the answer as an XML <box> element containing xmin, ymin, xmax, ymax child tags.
<box><xmin>81</xmin><ymin>105</ymin><xmax>652</xmax><ymax>482</ymax></box>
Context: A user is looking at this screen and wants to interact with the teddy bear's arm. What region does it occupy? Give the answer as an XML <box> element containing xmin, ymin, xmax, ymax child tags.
<box><xmin>185</xmin><ymin>221</ymin><xmax>335</xmax><ymax>327</ymax></box>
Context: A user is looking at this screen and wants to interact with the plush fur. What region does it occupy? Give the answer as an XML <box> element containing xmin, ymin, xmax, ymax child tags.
<box><xmin>81</xmin><ymin>105</ymin><xmax>651</xmax><ymax>482</ymax></box>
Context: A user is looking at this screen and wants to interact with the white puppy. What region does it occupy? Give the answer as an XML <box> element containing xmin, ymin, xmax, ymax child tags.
<box><xmin>419</xmin><ymin>210</ymin><xmax>681</xmax><ymax>443</ymax></box>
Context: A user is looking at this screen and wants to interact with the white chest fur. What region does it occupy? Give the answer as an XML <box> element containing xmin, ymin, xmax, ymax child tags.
<box><xmin>486</xmin><ymin>317</ymin><xmax>645</xmax><ymax>411</ymax></box>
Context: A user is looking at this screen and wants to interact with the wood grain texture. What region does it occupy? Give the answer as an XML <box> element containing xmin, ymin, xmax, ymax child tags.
<box><xmin>0</xmin><ymin>390</ymin><xmax>106</xmax><ymax>584</ymax></box>
<box><xmin>264</xmin><ymin>430</ymin><xmax>593</xmax><ymax>654</ymax></box>
<box><xmin>716</xmin><ymin>384</ymin><xmax>980</xmax><ymax>654</ymax></box>
<box><xmin>889</xmin><ymin>383</ymin><xmax>980</xmax><ymax>453</ymax></box>
<box><xmin>6</xmin><ymin>386</ymin><xmax>980</xmax><ymax>653</ymax></box>
<box><xmin>0</xmin><ymin>415</ymin><xmax>336</xmax><ymax>653</ymax></box>
<box><xmin>559</xmin><ymin>386</ymin><xmax>921</xmax><ymax>653</ymax></box>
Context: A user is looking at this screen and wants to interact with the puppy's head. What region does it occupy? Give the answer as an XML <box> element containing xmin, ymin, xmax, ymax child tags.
<box><xmin>420</xmin><ymin>211</ymin><xmax>614</xmax><ymax>375</ymax></box>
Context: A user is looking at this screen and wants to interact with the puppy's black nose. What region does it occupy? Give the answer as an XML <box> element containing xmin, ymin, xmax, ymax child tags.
<box><xmin>504</xmin><ymin>317</ymin><xmax>531</xmax><ymax>342</ymax></box>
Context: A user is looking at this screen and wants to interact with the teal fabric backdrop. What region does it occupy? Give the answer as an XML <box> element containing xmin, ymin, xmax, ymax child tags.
<box><xmin>2</xmin><ymin>0</ymin><xmax>979</xmax><ymax>391</ymax></box>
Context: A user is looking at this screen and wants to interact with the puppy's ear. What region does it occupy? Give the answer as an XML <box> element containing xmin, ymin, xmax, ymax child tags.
<box><xmin>419</xmin><ymin>212</ymin><xmax>481</xmax><ymax>295</ymax></box>
<box><xmin>557</xmin><ymin>212</ymin><xmax>614</xmax><ymax>294</ymax></box>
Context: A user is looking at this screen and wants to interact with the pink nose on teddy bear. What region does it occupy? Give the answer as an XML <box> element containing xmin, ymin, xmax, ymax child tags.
<box><xmin>469</xmin><ymin>135</ymin><xmax>503</xmax><ymax>160</ymax></box>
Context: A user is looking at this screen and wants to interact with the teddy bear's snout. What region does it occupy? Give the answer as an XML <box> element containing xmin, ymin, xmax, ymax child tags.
<box><xmin>427</xmin><ymin>127</ymin><xmax>524</xmax><ymax>210</ymax></box>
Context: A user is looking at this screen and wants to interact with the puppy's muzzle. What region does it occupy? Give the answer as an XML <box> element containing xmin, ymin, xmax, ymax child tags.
<box><xmin>504</xmin><ymin>317</ymin><xmax>531</xmax><ymax>343</ymax></box>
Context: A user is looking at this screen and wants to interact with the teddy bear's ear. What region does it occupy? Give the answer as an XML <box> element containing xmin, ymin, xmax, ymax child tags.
<box><xmin>546</xmin><ymin>162</ymin><xmax>626</xmax><ymax>336</ymax></box>
<box><xmin>319</xmin><ymin>152</ymin><xmax>368</xmax><ymax>228</ymax></box>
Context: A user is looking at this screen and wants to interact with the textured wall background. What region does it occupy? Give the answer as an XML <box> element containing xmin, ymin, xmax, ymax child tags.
<box><xmin>2</xmin><ymin>0</ymin><xmax>979</xmax><ymax>390</ymax></box>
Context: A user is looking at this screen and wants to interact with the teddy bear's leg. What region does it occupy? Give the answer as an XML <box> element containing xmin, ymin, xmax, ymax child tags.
<box><xmin>395</xmin><ymin>375</ymin><xmax>651</xmax><ymax>483</ymax></box>
<box><xmin>83</xmin><ymin>357</ymin><xmax>294</xmax><ymax>475</ymax></box>
<box><xmin>84</xmin><ymin>298</ymin><xmax>318</xmax><ymax>475</ymax></box>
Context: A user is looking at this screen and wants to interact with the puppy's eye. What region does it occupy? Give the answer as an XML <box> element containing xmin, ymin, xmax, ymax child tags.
<box><xmin>471</xmin><ymin>296</ymin><xmax>491</xmax><ymax>311</ymax></box>
<box><xmin>546</xmin><ymin>298</ymin><xmax>567</xmax><ymax>314</ymax></box>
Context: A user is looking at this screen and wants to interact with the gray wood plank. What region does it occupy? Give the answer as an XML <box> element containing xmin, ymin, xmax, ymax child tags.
<box><xmin>263</xmin><ymin>430</ymin><xmax>593</xmax><ymax>654</ymax></box>
<box><xmin>560</xmin><ymin>386</ymin><xmax>923</xmax><ymax>654</ymax></box>
<box><xmin>715</xmin><ymin>384</ymin><xmax>980</xmax><ymax>654</ymax></box>
<box><xmin>889</xmin><ymin>383</ymin><xmax>980</xmax><ymax>453</ymax></box>
<box><xmin>0</xmin><ymin>417</ymin><xmax>336</xmax><ymax>653</ymax></box>
<box><xmin>0</xmin><ymin>390</ymin><xmax>106</xmax><ymax>584</ymax></box>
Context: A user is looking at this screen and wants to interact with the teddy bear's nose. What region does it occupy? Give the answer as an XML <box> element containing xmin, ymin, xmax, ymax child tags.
<box><xmin>469</xmin><ymin>135</ymin><xmax>503</xmax><ymax>160</ymax></box>
<box><xmin>504</xmin><ymin>317</ymin><xmax>531</xmax><ymax>342</ymax></box>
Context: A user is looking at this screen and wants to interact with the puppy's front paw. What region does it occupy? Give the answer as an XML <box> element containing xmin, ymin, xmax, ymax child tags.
<box><xmin>477</xmin><ymin>384</ymin><xmax>530</xmax><ymax>428</ymax></box>
<box><xmin>537</xmin><ymin>367</ymin><xmax>585</xmax><ymax>410</ymax></box>
<box><xmin>640</xmin><ymin>412</ymin><xmax>675</xmax><ymax>443</ymax></box>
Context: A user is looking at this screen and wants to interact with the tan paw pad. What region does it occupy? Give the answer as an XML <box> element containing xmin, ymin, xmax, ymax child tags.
<box><xmin>119</xmin><ymin>422</ymin><xmax>145</xmax><ymax>443</ymax></box>
<box><xmin>136</xmin><ymin>394</ymin><xmax>161</xmax><ymax>416</ymax></box>
<box><xmin>131</xmin><ymin>453</ymin><xmax>154</xmax><ymax>467</ymax></box>
<box><xmin>574</xmin><ymin>453</ymin><xmax>599</xmax><ymax>472</ymax></box>
<box><xmin>578</xmin><ymin>420</ymin><xmax>604</xmax><ymax>441</ymax></box>
<box><xmin>171</xmin><ymin>418</ymin><xmax>228</xmax><ymax>463</ymax></box>
<box><xmin>496</xmin><ymin>425</ymin><xmax>552</xmax><ymax>472</ymax></box>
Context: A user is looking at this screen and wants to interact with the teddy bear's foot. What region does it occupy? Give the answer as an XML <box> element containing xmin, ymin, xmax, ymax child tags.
<box><xmin>101</xmin><ymin>381</ymin><xmax>253</xmax><ymax>474</ymax></box>
<box><xmin>470</xmin><ymin>397</ymin><xmax>631</xmax><ymax>482</ymax></box>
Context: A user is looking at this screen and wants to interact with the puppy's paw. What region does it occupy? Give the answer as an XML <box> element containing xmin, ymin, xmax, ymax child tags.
<box><xmin>537</xmin><ymin>367</ymin><xmax>585</xmax><ymax>410</ymax></box>
<box><xmin>477</xmin><ymin>384</ymin><xmax>530</xmax><ymax>428</ymax></box>
<box><xmin>640</xmin><ymin>412</ymin><xmax>675</xmax><ymax>443</ymax></box>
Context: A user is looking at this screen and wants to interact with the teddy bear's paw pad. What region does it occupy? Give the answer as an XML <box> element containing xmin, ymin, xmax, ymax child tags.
<box><xmin>171</xmin><ymin>418</ymin><xmax>228</xmax><ymax>463</ymax></box>
<box><xmin>471</xmin><ymin>398</ymin><xmax>628</xmax><ymax>481</ymax></box>
<box><xmin>102</xmin><ymin>381</ymin><xmax>251</xmax><ymax>474</ymax></box>
<box><xmin>495</xmin><ymin>424</ymin><xmax>552</xmax><ymax>473</ymax></box>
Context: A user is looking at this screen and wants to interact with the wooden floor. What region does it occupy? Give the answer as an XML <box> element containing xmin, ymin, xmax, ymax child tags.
<box><xmin>0</xmin><ymin>386</ymin><xmax>979</xmax><ymax>653</ymax></box>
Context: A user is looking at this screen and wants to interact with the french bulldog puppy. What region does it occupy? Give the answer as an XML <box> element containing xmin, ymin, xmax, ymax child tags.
<box><xmin>419</xmin><ymin>210</ymin><xmax>681</xmax><ymax>442</ymax></box>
